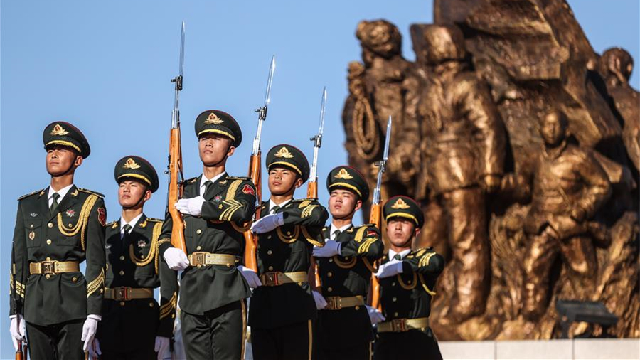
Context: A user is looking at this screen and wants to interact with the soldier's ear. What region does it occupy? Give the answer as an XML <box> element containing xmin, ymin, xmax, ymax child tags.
<box><xmin>74</xmin><ymin>156</ymin><xmax>83</xmax><ymax>168</ymax></box>
<box><xmin>143</xmin><ymin>190</ymin><xmax>152</xmax><ymax>202</ymax></box>
<box><xmin>413</xmin><ymin>226</ymin><xmax>421</xmax><ymax>238</ymax></box>
<box><xmin>354</xmin><ymin>200</ymin><xmax>363</xmax><ymax>212</ymax></box>
<box><xmin>227</xmin><ymin>144</ymin><xmax>236</xmax><ymax>157</ymax></box>
<box><xmin>294</xmin><ymin>177</ymin><xmax>304</xmax><ymax>189</ymax></box>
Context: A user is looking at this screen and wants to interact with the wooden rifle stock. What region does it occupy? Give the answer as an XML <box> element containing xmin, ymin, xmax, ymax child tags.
<box><xmin>369</xmin><ymin>202</ymin><xmax>382</xmax><ymax>311</ymax></box>
<box><xmin>168</xmin><ymin>128</ymin><xmax>187</xmax><ymax>253</ymax></box>
<box><xmin>243</xmin><ymin>152</ymin><xmax>262</xmax><ymax>271</ymax></box>
<box><xmin>306</xmin><ymin>178</ymin><xmax>322</xmax><ymax>288</ymax></box>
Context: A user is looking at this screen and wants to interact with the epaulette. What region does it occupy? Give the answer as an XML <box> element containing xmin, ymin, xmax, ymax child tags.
<box><xmin>18</xmin><ymin>189</ymin><xmax>45</xmax><ymax>200</ymax></box>
<box><xmin>77</xmin><ymin>188</ymin><xmax>104</xmax><ymax>198</ymax></box>
<box><xmin>106</xmin><ymin>220</ymin><xmax>118</xmax><ymax>229</ymax></box>
<box><xmin>185</xmin><ymin>177</ymin><xmax>199</xmax><ymax>184</ymax></box>
<box><xmin>408</xmin><ymin>247</ymin><xmax>434</xmax><ymax>259</ymax></box>
<box><xmin>146</xmin><ymin>217</ymin><xmax>163</xmax><ymax>223</ymax></box>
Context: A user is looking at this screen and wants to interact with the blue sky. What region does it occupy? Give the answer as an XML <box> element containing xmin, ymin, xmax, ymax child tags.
<box><xmin>1</xmin><ymin>0</ymin><xmax>638</xmax><ymax>356</ymax></box>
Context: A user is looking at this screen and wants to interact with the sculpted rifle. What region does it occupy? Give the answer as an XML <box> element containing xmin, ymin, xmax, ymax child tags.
<box><xmin>244</xmin><ymin>56</ymin><xmax>276</xmax><ymax>271</ymax></box>
<box><xmin>370</xmin><ymin>116</ymin><xmax>392</xmax><ymax>311</ymax></box>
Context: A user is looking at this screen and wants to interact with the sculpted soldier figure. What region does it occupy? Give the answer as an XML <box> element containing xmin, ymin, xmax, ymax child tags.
<box><xmin>160</xmin><ymin>110</ymin><xmax>257</xmax><ymax>359</ymax></box>
<box><xmin>313</xmin><ymin>166</ymin><xmax>384</xmax><ymax>360</ymax></box>
<box><xmin>415</xmin><ymin>24</ymin><xmax>506</xmax><ymax>321</ymax></box>
<box><xmin>373</xmin><ymin>196</ymin><xmax>444</xmax><ymax>360</ymax></box>
<box><xmin>94</xmin><ymin>156</ymin><xmax>177</xmax><ymax>359</ymax></box>
<box><xmin>249</xmin><ymin>144</ymin><xmax>329</xmax><ymax>360</ymax></box>
<box><xmin>9</xmin><ymin>122</ymin><xmax>106</xmax><ymax>359</ymax></box>
<box><xmin>521</xmin><ymin>109</ymin><xmax>611</xmax><ymax>320</ymax></box>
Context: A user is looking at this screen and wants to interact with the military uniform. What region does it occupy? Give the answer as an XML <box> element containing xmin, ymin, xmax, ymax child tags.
<box><xmin>316</xmin><ymin>166</ymin><xmax>384</xmax><ymax>360</ymax></box>
<box><xmin>373</xmin><ymin>196</ymin><xmax>444</xmax><ymax>360</ymax></box>
<box><xmin>249</xmin><ymin>145</ymin><xmax>329</xmax><ymax>360</ymax></box>
<box><xmin>97</xmin><ymin>156</ymin><xmax>178</xmax><ymax>360</ymax></box>
<box><xmin>161</xmin><ymin>110</ymin><xmax>256</xmax><ymax>360</ymax></box>
<box><xmin>10</xmin><ymin>122</ymin><xmax>106</xmax><ymax>360</ymax></box>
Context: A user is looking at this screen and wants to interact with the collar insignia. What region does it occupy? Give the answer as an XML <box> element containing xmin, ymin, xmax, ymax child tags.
<box><xmin>274</xmin><ymin>146</ymin><xmax>294</xmax><ymax>158</ymax></box>
<box><xmin>51</xmin><ymin>124</ymin><xmax>69</xmax><ymax>136</ymax></box>
<box><xmin>391</xmin><ymin>198</ymin><xmax>411</xmax><ymax>209</ymax></box>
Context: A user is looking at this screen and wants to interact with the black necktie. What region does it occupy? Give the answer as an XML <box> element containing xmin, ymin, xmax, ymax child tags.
<box><xmin>271</xmin><ymin>205</ymin><xmax>280</xmax><ymax>214</ymax></box>
<box><xmin>333</xmin><ymin>230</ymin><xmax>342</xmax><ymax>239</ymax></box>
<box><xmin>50</xmin><ymin>193</ymin><xmax>60</xmax><ymax>212</ymax></box>
<box><xmin>203</xmin><ymin>180</ymin><xmax>214</xmax><ymax>198</ymax></box>
<box><xmin>393</xmin><ymin>254</ymin><xmax>402</xmax><ymax>260</ymax></box>
<box><xmin>122</xmin><ymin>224</ymin><xmax>133</xmax><ymax>240</ymax></box>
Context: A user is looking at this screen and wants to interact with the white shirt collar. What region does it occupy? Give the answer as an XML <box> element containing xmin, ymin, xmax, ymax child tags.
<box><xmin>47</xmin><ymin>184</ymin><xmax>74</xmax><ymax>207</ymax></box>
<box><xmin>269</xmin><ymin>199</ymin><xmax>292</xmax><ymax>214</ymax></box>
<box><xmin>200</xmin><ymin>172</ymin><xmax>226</xmax><ymax>195</ymax></box>
<box><xmin>120</xmin><ymin>213</ymin><xmax>143</xmax><ymax>234</ymax></box>
<box><xmin>388</xmin><ymin>249</ymin><xmax>411</xmax><ymax>260</ymax></box>
<box><xmin>329</xmin><ymin>222</ymin><xmax>352</xmax><ymax>240</ymax></box>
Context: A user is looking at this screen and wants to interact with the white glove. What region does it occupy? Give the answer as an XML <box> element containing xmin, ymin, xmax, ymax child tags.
<box><xmin>164</xmin><ymin>247</ymin><xmax>190</xmax><ymax>271</ymax></box>
<box><xmin>238</xmin><ymin>265</ymin><xmax>262</xmax><ymax>289</ymax></box>
<box><xmin>312</xmin><ymin>290</ymin><xmax>327</xmax><ymax>310</ymax></box>
<box><xmin>375</xmin><ymin>259</ymin><xmax>403</xmax><ymax>278</ymax></box>
<box><xmin>88</xmin><ymin>338</ymin><xmax>102</xmax><ymax>358</ymax></box>
<box><xmin>312</xmin><ymin>240</ymin><xmax>341</xmax><ymax>258</ymax></box>
<box><xmin>81</xmin><ymin>315</ymin><xmax>100</xmax><ymax>352</ymax></box>
<box><xmin>175</xmin><ymin>196</ymin><xmax>205</xmax><ymax>216</ymax></box>
<box><xmin>9</xmin><ymin>314</ymin><xmax>26</xmax><ymax>350</ymax></box>
<box><xmin>367</xmin><ymin>305</ymin><xmax>386</xmax><ymax>325</ymax></box>
<box><xmin>154</xmin><ymin>336</ymin><xmax>170</xmax><ymax>358</ymax></box>
<box><xmin>251</xmin><ymin>213</ymin><xmax>284</xmax><ymax>234</ymax></box>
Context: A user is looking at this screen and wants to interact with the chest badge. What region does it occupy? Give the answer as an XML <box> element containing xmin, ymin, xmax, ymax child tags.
<box><xmin>30</xmin><ymin>213</ymin><xmax>38</xmax><ymax>218</ymax></box>
<box><xmin>138</xmin><ymin>240</ymin><xmax>148</xmax><ymax>248</ymax></box>
<box><xmin>65</xmin><ymin>209</ymin><xmax>76</xmax><ymax>218</ymax></box>
<box><xmin>28</xmin><ymin>231</ymin><xmax>35</xmax><ymax>240</ymax></box>
<box><xmin>214</xmin><ymin>195</ymin><xmax>222</xmax><ymax>201</ymax></box>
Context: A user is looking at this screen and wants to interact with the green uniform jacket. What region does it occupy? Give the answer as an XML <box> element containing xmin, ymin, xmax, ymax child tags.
<box><xmin>98</xmin><ymin>215</ymin><xmax>178</xmax><ymax>351</ymax></box>
<box><xmin>317</xmin><ymin>224</ymin><xmax>383</xmax><ymax>349</ymax></box>
<box><xmin>10</xmin><ymin>186</ymin><xmax>106</xmax><ymax>325</ymax></box>
<box><xmin>160</xmin><ymin>173</ymin><xmax>256</xmax><ymax>315</ymax></box>
<box><xmin>379</xmin><ymin>248</ymin><xmax>444</xmax><ymax>321</ymax></box>
<box><xmin>248</xmin><ymin>199</ymin><xmax>329</xmax><ymax>329</ymax></box>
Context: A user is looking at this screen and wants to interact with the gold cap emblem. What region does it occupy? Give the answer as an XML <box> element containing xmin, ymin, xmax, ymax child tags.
<box><xmin>391</xmin><ymin>198</ymin><xmax>411</xmax><ymax>209</ymax></box>
<box><xmin>274</xmin><ymin>146</ymin><xmax>294</xmax><ymax>158</ymax></box>
<box><xmin>204</xmin><ymin>112</ymin><xmax>224</xmax><ymax>125</ymax></box>
<box><xmin>334</xmin><ymin>168</ymin><xmax>353</xmax><ymax>179</ymax></box>
<box><xmin>50</xmin><ymin>124</ymin><xmax>69</xmax><ymax>136</ymax></box>
<box><xmin>123</xmin><ymin>158</ymin><xmax>140</xmax><ymax>170</ymax></box>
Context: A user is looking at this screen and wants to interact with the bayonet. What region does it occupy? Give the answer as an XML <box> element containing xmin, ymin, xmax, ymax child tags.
<box><xmin>308</xmin><ymin>87</ymin><xmax>327</xmax><ymax>183</ymax></box>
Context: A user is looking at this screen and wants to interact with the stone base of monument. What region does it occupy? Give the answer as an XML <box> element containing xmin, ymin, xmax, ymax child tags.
<box><xmin>439</xmin><ymin>339</ymin><xmax>640</xmax><ymax>359</ymax></box>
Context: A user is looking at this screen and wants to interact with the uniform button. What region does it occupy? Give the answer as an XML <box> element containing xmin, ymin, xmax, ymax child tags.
<box><xmin>267</xmin><ymin>250</ymin><xmax>273</xmax><ymax>255</ymax></box>
<box><xmin>267</xmin><ymin>235</ymin><xmax>272</xmax><ymax>240</ymax></box>
<box><xmin>394</xmin><ymin>312</ymin><xmax>399</xmax><ymax>317</ymax></box>
<box><xmin>119</xmin><ymin>256</ymin><xmax>125</xmax><ymax>261</ymax></box>
<box><xmin>407</xmin><ymin>281</ymin><xmax>412</xmax><ymax>284</ymax></box>
<box><xmin>327</xmin><ymin>287</ymin><xmax>333</xmax><ymax>292</ymax></box>
<box><xmin>30</xmin><ymin>225</ymin><xmax>34</xmax><ymax>228</ymax></box>
<box><xmin>392</xmin><ymin>297</ymin><xmax>397</xmax><ymax>302</ymax></box>
<box><xmin>355</xmin><ymin>306</ymin><xmax>360</xmax><ymax>310</ymax></box>
<box><xmin>100</xmin><ymin>288</ymin><xmax>104</xmax><ymax>294</ymax></box>
<box><xmin>196</xmin><ymin>246</ymin><xmax>202</xmax><ymax>251</ymax></box>
<box><xmin>120</xmin><ymin>302</ymin><xmax>125</xmax><ymax>307</ymax></box>
<box><xmin>327</xmin><ymin>272</ymin><xmax>332</xmax><ymax>278</ymax></box>
<box><xmin>72</xmin><ymin>277</ymin><xmax>78</xmax><ymax>283</ymax></box>
<box><xmin>219</xmin><ymin>204</ymin><xmax>223</xmax><ymax>209</ymax></box>
<box><xmin>196</xmin><ymin>229</ymin><xmax>202</xmax><ymax>234</ymax></box>
<box><xmin>45</xmin><ymin>274</ymin><xmax>51</xmax><ymax>279</ymax></box>
<box><xmin>46</xmin><ymin>239</ymin><xmax>52</xmax><ymax>245</ymax></box>
<box><xmin>171</xmin><ymin>314</ymin><xmax>175</xmax><ymax>319</ymax></box>
<box><xmin>149</xmin><ymin>302</ymin><xmax>154</xmax><ymax>307</ymax></box>
<box><xmin>328</xmin><ymin>258</ymin><xmax>333</xmax><ymax>263</ymax></box>
<box><xmin>48</xmin><ymin>223</ymin><xmax>53</xmax><ymax>228</ymax></box>
<box><xmin>68</xmin><ymin>223</ymin><xmax>72</xmax><ymax>227</ymax></box>
<box><xmin>119</xmin><ymin>270</ymin><xmax>124</xmax><ymax>276</ymax></box>
<box><xmin>268</xmin><ymin>266</ymin><xmax>273</xmax><ymax>271</ymax></box>
<box><xmin>392</xmin><ymin>282</ymin><xmax>396</xmax><ymax>287</ymax></box>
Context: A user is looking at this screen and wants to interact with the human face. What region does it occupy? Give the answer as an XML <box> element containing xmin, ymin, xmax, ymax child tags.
<box><xmin>198</xmin><ymin>133</ymin><xmax>235</xmax><ymax>166</ymax></box>
<box><xmin>329</xmin><ymin>189</ymin><xmax>361</xmax><ymax>220</ymax></box>
<box><xmin>386</xmin><ymin>217</ymin><xmax>419</xmax><ymax>248</ymax></box>
<box><xmin>268</xmin><ymin>167</ymin><xmax>302</xmax><ymax>195</ymax></box>
<box><xmin>118</xmin><ymin>180</ymin><xmax>150</xmax><ymax>209</ymax></box>
<box><xmin>539</xmin><ymin>112</ymin><xmax>566</xmax><ymax>147</ymax></box>
<box><xmin>46</xmin><ymin>146</ymin><xmax>81</xmax><ymax>176</ymax></box>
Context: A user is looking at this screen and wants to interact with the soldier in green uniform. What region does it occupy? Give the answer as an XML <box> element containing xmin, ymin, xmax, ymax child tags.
<box><xmin>160</xmin><ymin>110</ymin><xmax>258</xmax><ymax>360</ymax></box>
<box><xmin>373</xmin><ymin>196</ymin><xmax>445</xmax><ymax>360</ymax></box>
<box><xmin>91</xmin><ymin>156</ymin><xmax>178</xmax><ymax>359</ymax></box>
<box><xmin>9</xmin><ymin>122</ymin><xmax>107</xmax><ymax>359</ymax></box>
<box><xmin>249</xmin><ymin>144</ymin><xmax>329</xmax><ymax>360</ymax></box>
<box><xmin>312</xmin><ymin>165</ymin><xmax>384</xmax><ymax>360</ymax></box>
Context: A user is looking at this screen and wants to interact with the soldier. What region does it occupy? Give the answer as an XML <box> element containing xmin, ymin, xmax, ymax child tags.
<box><xmin>160</xmin><ymin>110</ymin><xmax>258</xmax><ymax>359</ymax></box>
<box><xmin>416</xmin><ymin>24</ymin><xmax>506</xmax><ymax>321</ymax></box>
<box><xmin>312</xmin><ymin>165</ymin><xmax>384</xmax><ymax>360</ymax></box>
<box><xmin>519</xmin><ymin>109</ymin><xmax>611</xmax><ymax>320</ymax></box>
<box><xmin>249</xmin><ymin>144</ymin><xmax>329</xmax><ymax>360</ymax></box>
<box><xmin>9</xmin><ymin>122</ymin><xmax>106</xmax><ymax>359</ymax></box>
<box><xmin>92</xmin><ymin>156</ymin><xmax>177</xmax><ymax>359</ymax></box>
<box><xmin>373</xmin><ymin>196</ymin><xmax>444</xmax><ymax>360</ymax></box>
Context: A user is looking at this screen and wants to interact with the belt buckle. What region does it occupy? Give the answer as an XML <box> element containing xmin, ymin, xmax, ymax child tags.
<box><xmin>327</xmin><ymin>297</ymin><xmax>341</xmax><ymax>310</ymax></box>
<box><xmin>41</xmin><ymin>261</ymin><xmax>55</xmax><ymax>275</ymax></box>
<box><xmin>192</xmin><ymin>252</ymin><xmax>206</xmax><ymax>267</ymax></box>
<box><xmin>264</xmin><ymin>272</ymin><xmax>279</xmax><ymax>286</ymax></box>
<box><xmin>391</xmin><ymin>319</ymin><xmax>407</xmax><ymax>332</ymax></box>
<box><xmin>114</xmin><ymin>287</ymin><xmax>129</xmax><ymax>301</ymax></box>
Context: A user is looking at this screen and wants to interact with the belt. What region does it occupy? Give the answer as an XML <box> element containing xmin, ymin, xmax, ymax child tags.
<box><xmin>188</xmin><ymin>252</ymin><xmax>237</xmax><ymax>267</ymax></box>
<box><xmin>324</xmin><ymin>296</ymin><xmax>365</xmax><ymax>310</ymax></box>
<box><xmin>104</xmin><ymin>287</ymin><xmax>154</xmax><ymax>301</ymax></box>
<box><xmin>260</xmin><ymin>271</ymin><xmax>308</xmax><ymax>286</ymax></box>
<box><xmin>378</xmin><ymin>317</ymin><xmax>430</xmax><ymax>332</ymax></box>
<box><xmin>29</xmin><ymin>260</ymin><xmax>79</xmax><ymax>275</ymax></box>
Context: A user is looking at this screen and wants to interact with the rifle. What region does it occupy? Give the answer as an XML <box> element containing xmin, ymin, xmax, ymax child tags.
<box><xmin>244</xmin><ymin>56</ymin><xmax>276</xmax><ymax>271</ymax></box>
<box><xmin>370</xmin><ymin>116</ymin><xmax>393</xmax><ymax>311</ymax></box>
<box><xmin>167</xmin><ymin>22</ymin><xmax>187</xmax><ymax>253</ymax></box>
<box><xmin>307</xmin><ymin>87</ymin><xmax>327</xmax><ymax>288</ymax></box>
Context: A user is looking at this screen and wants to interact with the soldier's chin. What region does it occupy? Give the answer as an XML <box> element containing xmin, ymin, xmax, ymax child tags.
<box><xmin>46</xmin><ymin>166</ymin><xmax>69</xmax><ymax>177</ymax></box>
